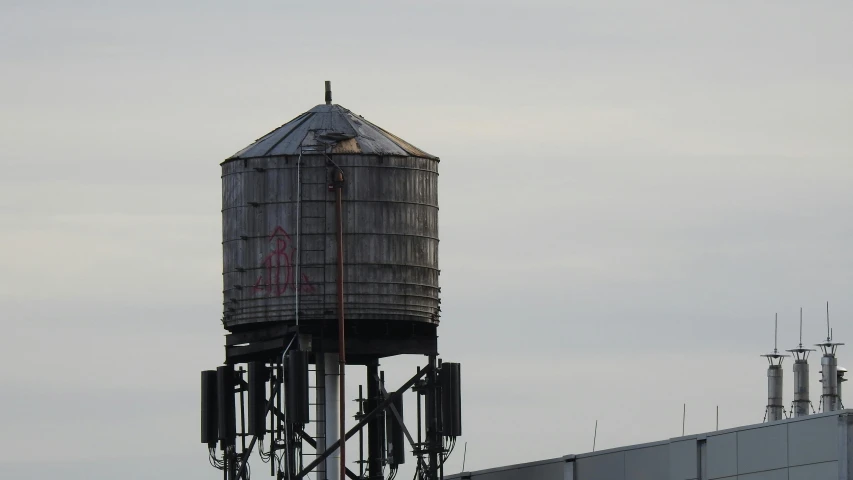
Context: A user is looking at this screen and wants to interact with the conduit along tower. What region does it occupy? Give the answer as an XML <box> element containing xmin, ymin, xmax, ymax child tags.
<box><xmin>817</xmin><ymin>302</ymin><xmax>844</xmax><ymax>413</ymax></box>
<box><xmin>201</xmin><ymin>82</ymin><xmax>462</xmax><ymax>480</ymax></box>
<box><xmin>787</xmin><ymin>308</ymin><xmax>815</xmax><ymax>418</ymax></box>
<box><xmin>761</xmin><ymin>314</ymin><xmax>788</xmax><ymax>422</ymax></box>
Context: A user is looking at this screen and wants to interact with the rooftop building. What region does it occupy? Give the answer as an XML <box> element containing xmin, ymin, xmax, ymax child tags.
<box><xmin>448</xmin><ymin>410</ymin><xmax>853</xmax><ymax>480</ymax></box>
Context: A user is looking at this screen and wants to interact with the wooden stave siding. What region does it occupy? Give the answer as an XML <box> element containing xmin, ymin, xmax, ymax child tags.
<box><xmin>221</xmin><ymin>154</ymin><xmax>440</xmax><ymax>329</ymax></box>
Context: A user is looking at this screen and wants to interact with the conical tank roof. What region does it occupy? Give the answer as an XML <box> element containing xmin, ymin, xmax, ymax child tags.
<box><xmin>227</xmin><ymin>104</ymin><xmax>437</xmax><ymax>161</ymax></box>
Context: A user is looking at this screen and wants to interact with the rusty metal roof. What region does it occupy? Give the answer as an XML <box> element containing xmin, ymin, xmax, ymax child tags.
<box><xmin>227</xmin><ymin>104</ymin><xmax>437</xmax><ymax>161</ymax></box>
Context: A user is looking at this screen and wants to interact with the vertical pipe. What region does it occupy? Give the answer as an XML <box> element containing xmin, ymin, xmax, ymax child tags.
<box><xmin>277</xmin><ymin>362</ymin><xmax>283</xmax><ymax>445</ymax></box>
<box><xmin>416</xmin><ymin>367</ymin><xmax>422</xmax><ymax>452</ymax></box>
<box><xmin>379</xmin><ymin>371</ymin><xmax>387</xmax><ymax>466</ymax></box>
<box><xmin>416</xmin><ymin>367</ymin><xmax>422</xmax><ymax>473</ymax></box>
<box><xmin>792</xmin><ymin>359</ymin><xmax>810</xmax><ymax>417</ymax></box>
<box><xmin>767</xmin><ymin>365</ymin><xmax>784</xmax><ymax>421</ymax></box>
<box><xmin>295</xmin><ymin>151</ymin><xmax>302</xmax><ymax>331</ymax></box>
<box><xmin>315</xmin><ymin>355</ymin><xmax>326</xmax><ymax>480</ymax></box>
<box><xmin>281</xmin><ymin>351</ymin><xmax>292</xmax><ymax>479</ymax></box>
<box><xmin>333</xmin><ymin>168</ymin><xmax>347</xmax><ymax>480</ymax></box>
<box><xmin>358</xmin><ymin>385</ymin><xmax>365</xmax><ymax>479</ymax></box>
<box><xmin>270</xmin><ymin>366</ymin><xmax>275</xmax><ymax>478</ymax></box>
<box><xmin>325</xmin><ymin>354</ymin><xmax>340</xmax><ymax>480</ymax></box>
<box><xmin>239</xmin><ymin>367</ymin><xmax>246</xmax><ymax>451</ymax></box>
<box><xmin>821</xmin><ymin>353</ymin><xmax>839</xmax><ymax>412</ymax></box>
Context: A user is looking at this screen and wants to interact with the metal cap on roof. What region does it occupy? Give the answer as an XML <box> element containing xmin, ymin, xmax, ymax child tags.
<box><xmin>227</xmin><ymin>104</ymin><xmax>437</xmax><ymax>161</ymax></box>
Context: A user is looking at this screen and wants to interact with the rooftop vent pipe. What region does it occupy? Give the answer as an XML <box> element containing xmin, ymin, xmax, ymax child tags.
<box><xmin>817</xmin><ymin>302</ymin><xmax>844</xmax><ymax>412</ymax></box>
<box><xmin>787</xmin><ymin>308</ymin><xmax>815</xmax><ymax>417</ymax></box>
<box><xmin>762</xmin><ymin>314</ymin><xmax>788</xmax><ymax>422</ymax></box>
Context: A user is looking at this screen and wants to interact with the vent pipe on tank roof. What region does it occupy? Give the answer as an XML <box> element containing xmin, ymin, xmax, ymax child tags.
<box><xmin>817</xmin><ymin>302</ymin><xmax>844</xmax><ymax>412</ymax></box>
<box><xmin>787</xmin><ymin>308</ymin><xmax>815</xmax><ymax>417</ymax></box>
<box><xmin>762</xmin><ymin>314</ymin><xmax>788</xmax><ymax>422</ymax></box>
<box><xmin>325</xmin><ymin>80</ymin><xmax>332</xmax><ymax>105</ymax></box>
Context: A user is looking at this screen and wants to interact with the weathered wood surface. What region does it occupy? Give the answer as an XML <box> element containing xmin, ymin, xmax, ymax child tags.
<box><xmin>222</xmin><ymin>153</ymin><xmax>440</xmax><ymax>333</ymax></box>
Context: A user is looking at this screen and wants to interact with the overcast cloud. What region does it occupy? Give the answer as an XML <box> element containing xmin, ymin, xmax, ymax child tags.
<box><xmin>1</xmin><ymin>1</ymin><xmax>851</xmax><ymax>479</ymax></box>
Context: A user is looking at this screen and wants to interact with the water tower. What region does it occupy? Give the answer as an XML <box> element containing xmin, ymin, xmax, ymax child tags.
<box><xmin>201</xmin><ymin>83</ymin><xmax>462</xmax><ymax>480</ymax></box>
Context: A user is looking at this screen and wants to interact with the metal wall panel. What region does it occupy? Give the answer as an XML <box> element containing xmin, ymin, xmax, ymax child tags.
<box><xmin>734</xmin><ymin>469</ymin><xmax>786</xmax><ymax>480</ymax></box>
<box><xmin>736</xmin><ymin>424</ymin><xmax>787</xmax><ymax>474</ymax></box>
<box><xmin>787</xmin><ymin>461</ymin><xmax>837</xmax><ymax>480</ymax></box>
<box><xmin>707</xmin><ymin>433</ymin><xmax>738</xmax><ymax>479</ymax></box>
<box><xmin>842</xmin><ymin>413</ymin><xmax>853</xmax><ymax>480</ymax></box>
<box><xmin>564</xmin><ymin>460</ymin><xmax>574</xmax><ymax>480</ymax></box>
<box><xmin>575</xmin><ymin>451</ymin><xmax>625</xmax><ymax>480</ymax></box>
<box><xmin>669</xmin><ymin>439</ymin><xmax>698</xmax><ymax>480</ymax></box>
<box><xmin>468</xmin><ymin>461</ymin><xmax>564</xmax><ymax>480</ymax></box>
<box><xmin>788</xmin><ymin>415</ymin><xmax>838</xmax><ymax>466</ymax></box>
<box><xmin>624</xmin><ymin>445</ymin><xmax>668</xmax><ymax>480</ymax></box>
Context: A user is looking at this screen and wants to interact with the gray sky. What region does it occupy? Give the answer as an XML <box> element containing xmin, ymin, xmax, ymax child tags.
<box><xmin>1</xmin><ymin>0</ymin><xmax>852</xmax><ymax>478</ymax></box>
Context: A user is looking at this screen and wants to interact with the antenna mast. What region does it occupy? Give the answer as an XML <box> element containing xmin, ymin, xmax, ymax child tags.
<box><xmin>799</xmin><ymin>307</ymin><xmax>804</xmax><ymax>348</ymax></box>
<box><xmin>592</xmin><ymin>420</ymin><xmax>598</xmax><ymax>452</ymax></box>
<box><xmin>775</xmin><ymin>314</ymin><xmax>779</xmax><ymax>354</ymax></box>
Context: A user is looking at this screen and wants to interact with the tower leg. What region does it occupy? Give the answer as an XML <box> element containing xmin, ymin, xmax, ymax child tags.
<box><xmin>316</xmin><ymin>356</ymin><xmax>327</xmax><ymax>480</ymax></box>
<box><xmin>324</xmin><ymin>353</ymin><xmax>340</xmax><ymax>480</ymax></box>
<box><xmin>228</xmin><ymin>449</ymin><xmax>237</xmax><ymax>480</ymax></box>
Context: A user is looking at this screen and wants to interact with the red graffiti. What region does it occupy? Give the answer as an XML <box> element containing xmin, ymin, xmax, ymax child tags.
<box><xmin>253</xmin><ymin>226</ymin><xmax>316</xmax><ymax>296</ymax></box>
